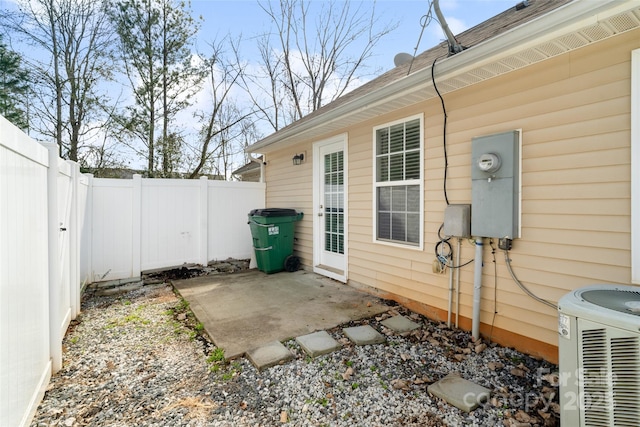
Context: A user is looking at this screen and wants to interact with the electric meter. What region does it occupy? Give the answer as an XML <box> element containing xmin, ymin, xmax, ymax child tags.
<box><xmin>477</xmin><ymin>153</ymin><xmax>501</xmax><ymax>173</ymax></box>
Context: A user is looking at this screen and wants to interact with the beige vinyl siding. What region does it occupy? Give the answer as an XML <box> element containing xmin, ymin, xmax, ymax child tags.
<box><xmin>263</xmin><ymin>144</ymin><xmax>314</xmax><ymax>266</ymax></box>
<box><xmin>355</xmin><ymin>29</ymin><xmax>635</xmax><ymax>355</ymax></box>
<box><xmin>259</xmin><ymin>28</ymin><xmax>639</xmax><ymax>360</ymax></box>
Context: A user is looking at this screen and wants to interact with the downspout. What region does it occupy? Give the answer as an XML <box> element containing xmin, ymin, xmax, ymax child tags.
<box><xmin>472</xmin><ymin>237</ymin><xmax>484</xmax><ymax>340</ymax></box>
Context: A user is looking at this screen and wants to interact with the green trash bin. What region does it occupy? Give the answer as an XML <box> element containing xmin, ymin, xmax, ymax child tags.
<box><xmin>248</xmin><ymin>208</ymin><xmax>304</xmax><ymax>274</ymax></box>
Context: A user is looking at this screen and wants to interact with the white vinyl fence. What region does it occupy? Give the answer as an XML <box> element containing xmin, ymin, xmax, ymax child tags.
<box><xmin>0</xmin><ymin>116</ymin><xmax>85</xmax><ymax>427</ymax></box>
<box><xmin>87</xmin><ymin>176</ymin><xmax>265</xmax><ymax>282</ymax></box>
<box><xmin>0</xmin><ymin>114</ymin><xmax>265</xmax><ymax>427</ymax></box>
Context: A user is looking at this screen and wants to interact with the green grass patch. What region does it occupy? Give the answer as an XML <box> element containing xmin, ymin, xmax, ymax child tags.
<box><xmin>207</xmin><ymin>348</ymin><xmax>225</xmax><ymax>363</ymax></box>
<box><xmin>176</xmin><ymin>298</ymin><xmax>190</xmax><ymax>311</ymax></box>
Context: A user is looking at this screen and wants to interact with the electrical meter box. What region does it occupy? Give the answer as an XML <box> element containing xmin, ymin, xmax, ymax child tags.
<box><xmin>471</xmin><ymin>130</ymin><xmax>520</xmax><ymax>239</ymax></box>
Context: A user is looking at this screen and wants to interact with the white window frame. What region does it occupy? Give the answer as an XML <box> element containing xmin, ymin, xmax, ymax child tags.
<box><xmin>631</xmin><ymin>49</ymin><xmax>640</xmax><ymax>284</ymax></box>
<box><xmin>372</xmin><ymin>114</ymin><xmax>424</xmax><ymax>250</ymax></box>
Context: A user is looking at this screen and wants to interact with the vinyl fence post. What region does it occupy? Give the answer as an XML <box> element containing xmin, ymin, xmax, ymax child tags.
<box><xmin>84</xmin><ymin>174</ymin><xmax>94</xmax><ymax>287</ymax></box>
<box><xmin>132</xmin><ymin>174</ymin><xmax>142</xmax><ymax>278</ymax></box>
<box><xmin>67</xmin><ymin>161</ymin><xmax>80</xmax><ymax>319</ymax></box>
<box><xmin>45</xmin><ymin>143</ymin><xmax>62</xmax><ymax>373</ymax></box>
<box><xmin>199</xmin><ymin>176</ymin><xmax>209</xmax><ymax>266</ymax></box>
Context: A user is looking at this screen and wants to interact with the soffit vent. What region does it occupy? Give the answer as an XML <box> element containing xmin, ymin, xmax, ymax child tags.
<box><xmin>581</xmin><ymin>23</ymin><xmax>615</xmax><ymax>42</ymax></box>
<box><xmin>535</xmin><ymin>41</ymin><xmax>568</xmax><ymax>57</ymax></box>
<box><xmin>435</xmin><ymin>8</ymin><xmax>640</xmax><ymax>98</ymax></box>
<box><xmin>499</xmin><ymin>55</ymin><xmax>529</xmax><ymax>70</ymax></box>
<box><xmin>556</xmin><ymin>33</ymin><xmax>589</xmax><ymax>50</ymax></box>
<box><xmin>608</xmin><ymin>11</ymin><xmax>640</xmax><ymax>32</ymax></box>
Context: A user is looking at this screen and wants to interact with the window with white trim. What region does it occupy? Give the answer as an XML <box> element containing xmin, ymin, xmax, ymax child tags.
<box><xmin>374</xmin><ymin>115</ymin><xmax>423</xmax><ymax>246</ymax></box>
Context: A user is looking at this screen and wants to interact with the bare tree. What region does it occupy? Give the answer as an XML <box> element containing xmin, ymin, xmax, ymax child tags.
<box><xmin>185</xmin><ymin>38</ymin><xmax>257</xmax><ymax>179</ymax></box>
<box><xmin>241</xmin><ymin>0</ymin><xmax>397</xmax><ymax>131</ymax></box>
<box><xmin>1</xmin><ymin>0</ymin><xmax>115</xmax><ymax>161</ymax></box>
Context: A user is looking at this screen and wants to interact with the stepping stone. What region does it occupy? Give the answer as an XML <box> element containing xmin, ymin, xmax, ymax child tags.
<box><xmin>296</xmin><ymin>331</ymin><xmax>341</xmax><ymax>358</ymax></box>
<box><xmin>381</xmin><ymin>315</ymin><xmax>420</xmax><ymax>333</ymax></box>
<box><xmin>246</xmin><ymin>341</ymin><xmax>294</xmax><ymax>371</ymax></box>
<box><xmin>343</xmin><ymin>325</ymin><xmax>386</xmax><ymax>345</ymax></box>
<box><xmin>427</xmin><ymin>373</ymin><xmax>490</xmax><ymax>412</ymax></box>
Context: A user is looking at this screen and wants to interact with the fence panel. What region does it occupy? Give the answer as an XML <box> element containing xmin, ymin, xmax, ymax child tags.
<box><xmin>0</xmin><ymin>117</ymin><xmax>52</xmax><ymax>427</ymax></box>
<box><xmin>89</xmin><ymin>177</ymin><xmax>265</xmax><ymax>278</ymax></box>
<box><xmin>208</xmin><ymin>181</ymin><xmax>265</xmax><ymax>261</ymax></box>
<box><xmin>90</xmin><ymin>178</ymin><xmax>135</xmax><ymax>282</ymax></box>
<box><xmin>140</xmin><ymin>178</ymin><xmax>204</xmax><ymax>271</ymax></box>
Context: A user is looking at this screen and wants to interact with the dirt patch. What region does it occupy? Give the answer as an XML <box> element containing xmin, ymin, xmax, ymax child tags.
<box><xmin>143</xmin><ymin>259</ymin><xmax>250</xmax><ymax>283</ymax></box>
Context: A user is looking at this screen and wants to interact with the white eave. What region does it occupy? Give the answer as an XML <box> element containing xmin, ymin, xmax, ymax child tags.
<box><xmin>248</xmin><ymin>0</ymin><xmax>640</xmax><ymax>153</ymax></box>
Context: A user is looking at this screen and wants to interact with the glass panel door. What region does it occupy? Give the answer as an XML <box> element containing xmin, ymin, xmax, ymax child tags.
<box><xmin>324</xmin><ymin>150</ymin><xmax>344</xmax><ymax>255</ymax></box>
<box><xmin>315</xmin><ymin>137</ymin><xmax>346</xmax><ymax>278</ymax></box>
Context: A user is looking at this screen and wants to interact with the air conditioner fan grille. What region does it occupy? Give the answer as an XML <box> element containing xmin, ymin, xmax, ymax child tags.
<box><xmin>581</xmin><ymin>290</ymin><xmax>640</xmax><ymax>316</ymax></box>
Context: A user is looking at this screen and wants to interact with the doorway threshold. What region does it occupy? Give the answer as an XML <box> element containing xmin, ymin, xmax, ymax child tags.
<box><xmin>314</xmin><ymin>264</ymin><xmax>346</xmax><ymax>282</ymax></box>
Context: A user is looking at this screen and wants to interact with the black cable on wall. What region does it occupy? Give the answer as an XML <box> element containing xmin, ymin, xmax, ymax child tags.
<box><xmin>431</xmin><ymin>56</ymin><xmax>449</xmax><ymax>206</ymax></box>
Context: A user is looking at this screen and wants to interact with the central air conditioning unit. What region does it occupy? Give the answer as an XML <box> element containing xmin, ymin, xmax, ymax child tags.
<box><xmin>558</xmin><ymin>285</ymin><xmax>640</xmax><ymax>426</ymax></box>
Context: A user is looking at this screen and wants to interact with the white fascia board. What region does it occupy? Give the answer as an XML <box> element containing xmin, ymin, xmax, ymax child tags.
<box><xmin>631</xmin><ymin>48</ymin><xmax>640</xmax><ymax>284</ymax></box>
<box><xmin>248</xmin><ymin>0</ymin><xmax>637</xmax><ymax>153</ymax></box>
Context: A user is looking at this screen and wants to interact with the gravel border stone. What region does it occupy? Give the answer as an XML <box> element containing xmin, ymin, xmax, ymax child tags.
<box><xmin>31</xmin><ymin>277</ymin><xmax>560</xmax><ymax>427</ymax></box>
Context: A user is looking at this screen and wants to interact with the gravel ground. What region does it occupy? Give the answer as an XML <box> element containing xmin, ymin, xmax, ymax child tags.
<box><xmin>31</xmin><ymin>275</ymin><xmax>560</xmax><ymax>427</ymax></box>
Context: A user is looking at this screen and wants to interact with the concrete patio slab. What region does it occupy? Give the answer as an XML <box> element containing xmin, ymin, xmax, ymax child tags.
<box><xmin>427</xmin><ymin>373</ymin><xmax>491</xmax><ymax>412</ymax></box>
<box><xmin>246</xmin><ymin>341</ymin><xmax>294</xmax><ymax>371</ymax></box>
<box><xmin>381</xmin><ymin>315</ymin><xmax>421</xmax><ymax>333</ymax></box>
<box><xmin>173</xmin><ymin>269</ymin><xmax>389</xmax><ymax>359</ymax></box>
<box><xmin>343</xmin><ymin>325</ymin><xmax>386</xmax><ymax>345</ymax></box>
<box><xmin>296</xmin><ymin>331</ymin><xmax>341</xmax><ymax>358</ymax></box>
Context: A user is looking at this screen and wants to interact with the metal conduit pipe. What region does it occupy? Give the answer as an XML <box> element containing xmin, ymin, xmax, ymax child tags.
<box><xmin>455</xmin><ymin>238</ymin><xmax>461</xmax><ymax>328</ymax></box>
<box><xmin>472</xmin><ymin>238</ymin><xmax>484</xmax><ymax>340</ymax></box>
<box><xmin>447</xmin><ymin>255</ymin><xmax>454</xmax><ymax>328</ymax></box>
<box><xmin>433</xmin><ymin>0</ymin><xmax>465</xmax><ymax>55</ymax></box>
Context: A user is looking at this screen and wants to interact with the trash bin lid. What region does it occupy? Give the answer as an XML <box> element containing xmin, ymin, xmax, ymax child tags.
<box><xmin>249</xmin><ymin>208</ymin><xmax>298</xmax><ymax>217</ymax></box>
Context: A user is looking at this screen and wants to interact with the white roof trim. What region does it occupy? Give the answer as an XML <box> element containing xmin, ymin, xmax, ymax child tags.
<box><xmin>248</xmin><ymin>0</ymin><xmax>640</xmax><ymax>153</ymax></box>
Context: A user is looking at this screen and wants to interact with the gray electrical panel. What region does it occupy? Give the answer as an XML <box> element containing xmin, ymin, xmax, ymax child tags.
<box><xmin>471</xmin><ymin>130</ymin><xmax>520</xmax><ymax>239</ymax></box>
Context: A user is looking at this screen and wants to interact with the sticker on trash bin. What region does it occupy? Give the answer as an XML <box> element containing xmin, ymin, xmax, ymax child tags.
<box><xmin>268</xmin><ymin>226</ymin><xmax>280</xmax><ymax>235</ymax></box>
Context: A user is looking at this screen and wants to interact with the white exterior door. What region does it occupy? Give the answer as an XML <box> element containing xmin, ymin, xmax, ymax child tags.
<box><xmin>313</xmin><ymin>135</ymin><xmax>347</xmax><ymax>282</ymax></box>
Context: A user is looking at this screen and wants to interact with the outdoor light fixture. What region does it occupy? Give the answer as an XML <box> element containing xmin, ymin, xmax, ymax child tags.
<box><xmin>292</xmin><ymin>153</ymin><xmax>304</xmax><ymax>165</ymax></box>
